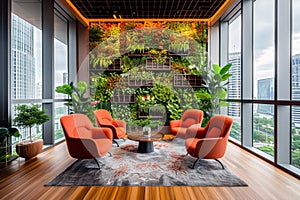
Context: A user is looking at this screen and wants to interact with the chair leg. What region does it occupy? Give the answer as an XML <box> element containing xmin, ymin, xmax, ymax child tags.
<box><xmin>215</xmin><ymin>159</ymin><xmax>225</xmax><ymax>169</ymax></box>
<box><xmin>113</xmin><ymin>139</ymin><xmax>119</xmax><ymax>147</ymax></box>
<box><xmin>192</xmin><ymin>158</ymin><xmax>199</xmax><ymax>169</ymax></box>
<box><xmin>94</xmin><ymin>158</ymin><xmax>101</xmax><ymax>169</ymax></box>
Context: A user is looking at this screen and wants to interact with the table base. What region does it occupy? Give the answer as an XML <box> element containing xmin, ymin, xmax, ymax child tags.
<box><xmin>137</xmin><ymin>141</ymin><xmax>154</xmax><ymax>153</ymax></box>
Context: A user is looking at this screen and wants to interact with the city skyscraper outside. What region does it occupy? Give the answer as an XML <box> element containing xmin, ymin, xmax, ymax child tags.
<box><xmin>11</xmin><ymin>14</ymin><xmax>36</xmax><ymax>100</ymax></box>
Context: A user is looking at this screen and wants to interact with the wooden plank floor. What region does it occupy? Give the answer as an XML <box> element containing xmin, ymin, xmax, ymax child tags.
<box><xmin>1</xmin><ymin>141</ymin><xmax>300</xmax><ymax>200</ymax></box>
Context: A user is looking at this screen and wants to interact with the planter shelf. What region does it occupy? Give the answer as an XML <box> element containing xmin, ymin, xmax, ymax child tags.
<box><xmin>126</xmin><ymin>49</ymin><xmax>150</xmax><ymax>57</ymax></box>
<box><xmin>173</xmin><ymin>74</ymin><xmax>203</xmax><ymax>87</ymax></box>
<box><xmin>111</xmin><ymin>92</ymin><xmax>135</xmax><ymax>104</ymax></box>
<box><xmin>146</xmin><ymin>57</ymin><xmax>171</xmax><ymax>71</ymax></box>
<box><xmin>138</xmin><ymin>104</ymin><xmax>166</xmax><ymax>119</ymax></box>
<box><xmin>169</xmin><ymin>42</ymin><xmax>189</xmax><ymax>56</ymax></box>
<box><xmin>107</xmin><ymin>58</ymin><xmax>122</xmax><ymax>71</ymax></box>
<box><xmin>128</xmin><ymin>75</ymin><xmax>153</xmax><ymax>87</ymax></box>
<box><xmin>90</xmin><ymin>58</ymin><xmax>122</xmax><ymax>72</ymax></box>
<box><xmin>138</xmin><ymin>110</ymin><xmax>165</xmax><ymax>119</ymax></box>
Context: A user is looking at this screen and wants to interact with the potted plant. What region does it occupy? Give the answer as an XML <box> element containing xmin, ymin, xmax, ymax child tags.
<box><xmin>56</xmin><ymin>81</ymin><xmax>95</xmax><ymax>121</ymax></box>
<box><xmin>0</xmin><ymin>127</ymin><xmax>20</xmax><ymax>164</ymax></box>
<box><xmin>201</xmin><ymin>63</ymin><xmax>233</xmax><ymax>116</ymax></box>
<box><xmin>13</xmin><ymin>104</ymin><xmax>50</xmax><ymax>160</ymax></box>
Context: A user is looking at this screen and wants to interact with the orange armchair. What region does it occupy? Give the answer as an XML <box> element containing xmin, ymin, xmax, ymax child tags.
<box><xmin>94</xmin><ymin>109</ymin><xmax>126</xmax><ymax>147</ymax></box>
<box><xmin>60</xmin><ymin>114</ymin><xmax>113</xmax><ymax>169</ymax></box>
<box><xmin>169</xmin><ymin>109</ymin><xmax>204</xmax><ymax>138</ymax></box>
<box><xmin>185</xmin><ymin>115</ymin><xmax>233</xmax><ymax>169</ymax></box>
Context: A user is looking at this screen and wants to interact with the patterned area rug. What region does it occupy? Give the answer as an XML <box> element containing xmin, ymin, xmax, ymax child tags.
<box><xmin>46</xmin><ymin>138</ymin><xmax>247</xmax><ymax>186</ymax></box>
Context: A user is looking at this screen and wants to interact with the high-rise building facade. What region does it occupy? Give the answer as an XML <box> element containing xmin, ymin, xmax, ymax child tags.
<box><xmin>257</xmin><ymin>78</ymin><xmax>274</xmax><ymax>115</ymax></box>
<box><xmin>11</xmin><ymin>14</ymin><xmax>35</xmax><ymax>99</ymax></box>
<box><xmin>228</xmin><ymin>52</ymin><xmax>241</xmax><ymax>117</ymax></box>
<box><xmin>292</xmin><ymin>54</ymin><xmax>300</xmax><ymax>126</ymax></box>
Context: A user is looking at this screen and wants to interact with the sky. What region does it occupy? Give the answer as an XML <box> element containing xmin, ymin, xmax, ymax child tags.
<box><xmin>228</xmin><ymin>0</ymin><xmax>300</xmax><ymax>98</ymax></box>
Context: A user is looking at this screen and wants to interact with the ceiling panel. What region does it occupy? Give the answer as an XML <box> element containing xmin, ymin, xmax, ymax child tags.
<box><xmin>70</xmin><ymin>0</ymin><xmax>227</xmax><ymax>19</ymax></box>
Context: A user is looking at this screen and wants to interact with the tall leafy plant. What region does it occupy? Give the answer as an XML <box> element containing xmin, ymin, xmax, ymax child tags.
<box><xmin>203</xmin><ymin>63</ymin><xmax>232</xmax><ymax>116</ymax></box>
<box><xmin>56</xmin><ymin>81</ymin><xmax>95</xmax><ymax>120</ymax></box>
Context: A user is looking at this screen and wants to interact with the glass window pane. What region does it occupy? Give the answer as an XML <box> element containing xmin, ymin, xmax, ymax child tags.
<box><xmin>292</xmin><ymin>0</ymin><xmax>300</xmax><ymax>99</ymax></box>
<box><xmin>253</xmin><ymin>104</ymin><xmax>274</xmax><ymax>158</ymax></box>
<box><xmin>292</xmin><ymin>106</ymin><xmax>300</xmax><ymax>169</ymax></box>
<box><xmin>54</xmin><ymin>14</ymin><xmax>68</xmax><ymax>99</ymax></box>
<box><xmin>11</xmin><ymin>0</ymin><xmax>42</xmax><ymax>100</ymax></box>
<box><xmin>253</xmin><ymin>0</ymin><xmax>274</xmax><ymax>100</ymax></box>
<box><xmin>11</xmin><ymin>104</ymin><xmax>43</xmax><ymax>142</ymax></box>
<box><xmin>54</xmin><ymin>103</ymin><xmax>68</xmax><ymax>141</ymax></box>
<box><xmin>221</xmin><ymin>102</ymin><xmax>241</xmax><ymax>142</ymax></box>
<box><xmin>228</xmin><ymin>14</ymin><xmax>241</xmax><ymax>100</ymax></box>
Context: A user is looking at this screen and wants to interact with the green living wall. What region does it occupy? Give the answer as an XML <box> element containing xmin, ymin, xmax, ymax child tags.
<box><xmin>88</xmin><ymin>21</ymin><xmax>210</xmax><ymax>130</ymax></box>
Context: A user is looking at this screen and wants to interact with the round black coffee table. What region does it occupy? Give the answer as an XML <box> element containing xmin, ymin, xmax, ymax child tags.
<box><xmin>127</xmin><ymin>132</ymin><xmax>163</xmax><ymax>153</ymax></box>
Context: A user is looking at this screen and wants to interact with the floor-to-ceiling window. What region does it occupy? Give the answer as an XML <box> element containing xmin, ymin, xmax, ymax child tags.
<box><xmin>227</xmin><ymin>14</ymin><xmax>242</xmax><ymax>143</ymax></box>
<box><xmin>221</xmin><ymin>0</ymin><xmax>300</xmax><ymax>176</ymax></box>
<box><xmin>54</xmin><ymin>12</ymin><xmax>69</xmax><ymax>142</ymax></box>
<box><xmin>252</xmin><ymin>0</ymin><xmax>275</xmax><ymax>158</ymax></box>
<box><xmin>11</xmin><ymin>0</ymin><xmax>43</xmax><ymax>142</ymax></box>
<box><xmin>10</xmin><ymin>0</ymin><xmax>75</xmax><ymax>146</ymax></box>
<box><xmin>292</xmin><ymin>0</ymin><xmax>300</xmax><ymax>169</ymax></box>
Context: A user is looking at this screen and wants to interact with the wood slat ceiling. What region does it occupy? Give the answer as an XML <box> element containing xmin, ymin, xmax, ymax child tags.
<box><xmin>70</xmin><ymin>0</ymin><xmax>227</xmax><ymax>19</ymax></box>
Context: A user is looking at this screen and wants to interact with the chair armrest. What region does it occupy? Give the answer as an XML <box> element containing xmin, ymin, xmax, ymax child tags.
<box><xmin>90</xmin><ymin>128</ymin><xmax>113</xmax><ymax>140</ymax></box>
<box><xmin>186</xmin><ymin>126</ymin><xmax>207</xmax><ymax>138</ymax></box>
<box><xmin>195</xmin><ymin>137</ymin><xmax>227</xmax><ymax>159</ymax></box>
<box><xmin>170</xmin><ymin>120</ymin><xmax>181</xmax><ymax>128</ymax></box>
<box><xmin>113</xmin><ymin>120</ymin><xmax>126</xmax><ymax>128</ymax></box>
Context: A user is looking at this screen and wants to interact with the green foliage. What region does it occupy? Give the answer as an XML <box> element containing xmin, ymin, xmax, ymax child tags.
<box><xmin>13</xmin><ymin>104</ymin><xmax>50</xmax><ymax>141</ymax></box>
<box><xmin>230</xmin><ymin>121</ymin><xmax>241</xmax><ymax>141</ymax></box>
<box><xmin>174</xmin><ymin>88</ymin><xmax>197</xmax><ymax>111</ymax></box>
<box><xmin>89</xmin><ymin>26</ymin><xmax>102</xmax><ymax>43</ymax></box>
<box><xmin>55</xmin><ymin>83</ymin><xmax>73</xmax><ymax>107</ymax></box>
<box><xmin>194</xmin><ymin>88</ymin><xmax>211</xmax><ymax>125</ymax></box>
<box><xmin>90</xmin><ymin>74</ymin><xmax>116</xmax><ymax>101</ymax></box>
<box><xmin>292</xmin><ymin>149</ymin><xmax>300</xmax><ymax>168</ymax></box>
<box><xmin>131</xmin><ymin>118</ymin><xmax>164</xmax><ymax>130</ymax></box>
<box><xmin>13</xmin><ymin>104</ymin><xmax>50</xmax><ymax>128</ymax></box>
<box><xmin>56</xmin><ymin>81</ymin><xmax>95</xmax><ymax>122</ymax></box>
<box><xmin>95</xmin><ymin>101</ymin><xmax>111</xmax><ymax>111</ymax></box>
<box><xmin>55</xmin><ymin>84</ymin><xmax>73</xmax><ymax>96</ymax></box>
<box><xmin>257</xmin><ymin>146</ymin><xmax>274</xmax><ymax>157</ymax></box>
<box><xmin>203</xmin><ymin>63</ymin><xmax>232</xmax><ymax>116</ymax></box>
<box><xmin>111</xmin><ymin>104</ymin><xmax>132</xmax><ymax>120</ymax></box>
<box><xmin>71</xmin><ymin>81</ymin><xmax>93</xmax><ymax>115</ymax></box>
<box><xmin>88</xmin><ymin>21</ymin><xmax>209</xmax><ymax>126</ymax></box>
<box><xmin>167</xmin><ymin>103</ymin><xmax>183</xmax><ymax>120</ymax></box>
<box><xmin>292</xmin><ymin>128</ymin><xmax>300</xmax><ymax>168</ymax></box>
<box><xmin>0</xmin><ymin>127</ymin><xmax>20</xmax><ymax>144</ymax></box>
<box><xmin>151</xmin><ymin>83</ymin><xmax>176</xmax><ymax>104</ymax></box>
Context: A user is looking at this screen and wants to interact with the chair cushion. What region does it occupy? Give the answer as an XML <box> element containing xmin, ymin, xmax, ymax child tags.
<box><xmin>101</xmin><ymin>118</ymin><xmax>112</xmax><ymax>125</ymax></box>
<box><xmin>74</xmin><ymin>127</ymin><xmax>91</xmax><ymax>138</ymax></box>
<box><xmin>95</xmin><ymin>138</ymin><xmax>112</xmax><ymax>156</ymax></box>
<box><xmin>115</xmin><ymin>127</ymin><xmax>126</xmax><ymax>138</ymax></box>
<box><xmin>174</xmin><ymin>127</ymin><xmax>187</xmax><ymax>138</ymax></box>
<box><xmin>185</xmin><ymin>138</ymin><xmax>199</xmax><ymax>157</ymax></box>
<box><xmin>112</xmin><ymin>120</ymin><xmax>119</xmax><ymax>127</ymax></box>
<box><xmin>206</xmin><ymin>127</ymin><xmax>222</xmax><ymax>138</ymax></box>
<box><xmin>182</xmin><ymin>118</ymin><xmax>197</xmax><ymax>128</ymax></box>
